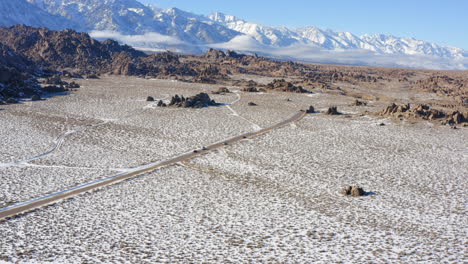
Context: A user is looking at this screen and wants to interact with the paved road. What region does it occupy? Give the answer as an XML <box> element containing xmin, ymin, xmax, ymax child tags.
<box><xmin>0</xmin><ymin>111</ymin><xmax>306</xmax><ymax>222</ymax></box>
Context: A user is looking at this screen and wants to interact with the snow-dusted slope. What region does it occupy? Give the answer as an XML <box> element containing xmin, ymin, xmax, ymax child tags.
<box><xmin>0</xmin><ymin>0</ymin><xmax>78</xmax><ymax>30</ymax></box>
<box><xmin>361</xmin><ymin>34</ymin><xmax>464</xmax><ymax>58</ymax></box>
<box><xmin>26</xmin><ymin>0</ymin><xmax>240</xmax><ymax>44</ymax></box>
<box><xmin>209</xmin><ymin>12</ymin><xmax>301</xmax><ymax>47</ymax></box>
<box><xmin>210</xmin><ymin>12</ymin><xmax>464</xmax><ymax>59</ymax></box>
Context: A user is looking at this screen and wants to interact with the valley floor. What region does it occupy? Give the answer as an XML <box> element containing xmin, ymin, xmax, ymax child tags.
<box><xmin>0</xmin><ymin>76</ymin><xmax>466</xmax><ymax>263</ymax></box>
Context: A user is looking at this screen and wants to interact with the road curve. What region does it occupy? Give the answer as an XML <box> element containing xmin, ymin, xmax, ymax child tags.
<box><xmin>0</xmin><ymin>111</ymin><xmax>307</xmax><ymax>222</ymax></box>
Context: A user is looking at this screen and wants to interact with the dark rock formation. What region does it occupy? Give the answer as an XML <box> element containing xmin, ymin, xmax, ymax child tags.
<box><xmin>161</xmin><ymin>93</ymin><xmax>218</xmax><ymax>108</ymax></box>
<box><xmin>266</xmin><ymin>79</ymin><xmax>309</xmax><ymax>93</ymax></box>
<box><xmin>146</xmin><ymin>96</ymin><xmax>155</xmax><ymax>102</ymax></box>
<box><xmin>353</xmin><ymin>99</ymin><xmax>367</xmax><ymax>106</ymax></box>
<box><xmin>31</xmin><ymin>94</ymin><xmax>41</xmax><ymax>101</ymax></box>
<box><xmin>306</xmin><ymin>106</ymin><xmax>315</xmax><ymax>113</ymax></box>
<box><xmin>42</xmin><ymin>85</ymin><xmax>67</xmax><ymax>93</ymax></box>
<box><xmin>326</xmin><ymin>106</ymin><xmax>340</xmax><ymax>115</ymax></box>
<box><xmin>157</xmin><ymin>100</ymin><xmax>166</xmax><ymax>107</ymax></box>
<box><xmin>341</xmin><ymin>186</ymin><xmax>366</xmax><ymax>197</ymax></box>
<box><xmin>248</xmin><ymin>102</ymin><xmax>257</xmax><ymax>106</ymax></box>
<box><xmin>5</xmin><ymin>97</ymin><xmax>18</xmax><ymax>104</ymax></box>
<box><xmin>66</xmin><ymin>82</ymin><xmax>80</xmax><ymax>89</ymax></box>
<box><xmin>242</xmin><ymin>87</ymin><xmax>259</xmax><ymax>92</ymax></box>
<box><xmin>86</xmin><ymin>74</ymin><xmax>99</xmax><ymax>79</ymax></box>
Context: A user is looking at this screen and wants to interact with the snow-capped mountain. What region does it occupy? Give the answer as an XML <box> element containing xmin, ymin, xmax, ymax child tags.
<box><xmin>0</xmin><ymin>0</ymin><xmax>79</xmax><ymax>30</ymax></box>
<box><xmin>209</xmin><ymin>12</ymin><xmax>301</xmax><ymax>47</ymax></box>
<box><xmin>210</xmin><ymin>12</ymin><xmax>464</xmax><ymax>59</ymax></box>
<box><xmin>361</xmin><ymin>34</ymin><xmax>464</xmax><ymax>58</ymax></box>
<box><xmin>25</xmin><ymin>0</ymin><xmax>240</xmax><ymax>44</ymax></box>
<box><xmin>0</xmin><ymin>0</ymin><xmax>465</xmax><ymax>69</ymax></box>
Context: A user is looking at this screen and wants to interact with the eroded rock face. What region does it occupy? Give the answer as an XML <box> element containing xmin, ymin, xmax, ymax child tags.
<box><xmin>381</xmin><ymin>103</ymin><xmax>467</xmax><ymax>125</ymax></box>
<box><xmin>160</xmin><ymin>93</ymin><xmax>218</xmax><ymax>108</ymax></box>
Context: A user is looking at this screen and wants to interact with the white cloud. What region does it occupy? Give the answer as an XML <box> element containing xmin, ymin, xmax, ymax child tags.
<box><xmin>90</xmin><ymin>30</ymin><xmax>184</xmax><ymax>48</ymax></box>
<box><xmin>209</xmin><ymin>37</ymin><xmax>468</xmax><ymax>70</ymax></box>
<box><xmin>90</xmin><ymin>31</ymin><xmax>468</xmax><ymax>70</ymax></box>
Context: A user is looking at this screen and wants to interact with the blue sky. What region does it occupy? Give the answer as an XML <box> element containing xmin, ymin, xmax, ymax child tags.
<box><xmin>140</xmin><ymin>0</ymin><xmax>468</xmax><ymax>50</ymax></box>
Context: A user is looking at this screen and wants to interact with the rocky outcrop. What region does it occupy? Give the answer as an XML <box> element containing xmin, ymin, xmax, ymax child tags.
<box><xmin>326</xmin><ymin>106</ymin><xmax>340</xmax><ymax>115</ymax></box>
<box><xmin>266</xmin><ymin>79</ymin><xmax>309</xmax><ymax>93</ymax></box>
<box><xmin>160</xmin><ymin>93</ymin><xmax>218</xmax><ymax>108</ymax></box>
<box><xmin>381</xmin><ymin>103</ymin><xmax>467</xmax><ymax>125</ymax></box>
<box><xmin>0</xmin><ymin>25</ymin><xmax>146</xmax><ymax>75</ymax></box>
<box><xmin>306</xmin><ymin>106</ymin><xmax>315</xmax><ymax>113</ymax></box>
<box><xmin>202</xmin><ymin>48</ymin><xmax>226</xmax><ymax>60</ymax></box>
<box><xmin>242</xmin><ymin>87</ymin><xmax>259</xmax><ymax>93</ymax></box>
<box><xmin>0</xmin><ymin>41</ymin><xmax>41</xmax><ymax>102</ymax></box>
<box><xmin>341</xmin><ymin>186</ymin><xmax>366</xmax><ymax>197</ymax></box>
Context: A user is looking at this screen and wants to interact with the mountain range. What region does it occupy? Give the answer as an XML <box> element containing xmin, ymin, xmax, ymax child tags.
<box><xmin>1</xmin><ymin>0</ymin><xmax>467</xmax><ymax>69</ymax></box>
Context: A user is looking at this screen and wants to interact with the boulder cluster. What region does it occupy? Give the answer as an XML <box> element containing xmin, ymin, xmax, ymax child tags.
<box><xmin>157</xmin><ymin>93</ymin><xmax>218</xmax><ymax>108</ymax></box>
<box><xmin>341</xmin><ymin>186</ymin><xmax>366</xmax><ymax>197</ymax></box>
<box><xmin>242</xmin><ymin>87</ymin><xmax>261</xmax><ymax>93</ymax></box>
<box><xmin>266</xmin><ymin>79</ymin><xmax>309</xmax><ymax>93</ymax></box>
<box><xmin>44</xmin><ymin>75</ymin><xmax>80</xmax><ymax>91</ymax></box>
<box><xmin>381</xmin><ymin>103</ymin><xmax>467</xmax><ymax>125</ymax></box>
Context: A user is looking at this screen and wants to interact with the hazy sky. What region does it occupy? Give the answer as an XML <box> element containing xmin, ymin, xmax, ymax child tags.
<box><xmin>139</xmin><ymin>0</ymin><xmax>468</xmax><ymax>50</ymax></box>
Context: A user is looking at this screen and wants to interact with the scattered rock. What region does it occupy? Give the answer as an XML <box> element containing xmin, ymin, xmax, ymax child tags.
<box><xmin>31</xmin><ymin>94</ymin><xmax>41</xmax><ymax>101</ymax></box>
<box><xmin>86</xmin><ymin>74</ymin><xmax>99</xmax><ymax>79</ymax></box>
<box><xmin>5</xmin><ymin>97</ymin><xmax>18</xmax><ymax>104</ymax></box>
<box><xmin>43</xmin><ymin>85</ymin><xmax>67</xmax><ymax>93</ymax></box>
<box><xmin>66</xmin><ymin>82</ymin><xmax>80</xmax><ymax>89</ymax></box>
<box><xmin>353</xmin><ymin>99</ymin><xmax>367</xmax><ymax>106</ymax></box>
<box><xmin>242</xmin><ymin>87</ymin><xmax>259</xmax><ymax>93</ymax></box>
<box><xmin>341</xmin><ymin>186</ymin><xmax>366</xmax><ymax>197</ymax></box>
<box><xmin>379</xmin><ymin>123</ymin><xmax>385</xmax><ymax>126</ymax></box>
<box><xmin>248</xmin><ymin>102</ymin><xmax>257</xmax><ymax>106</ymax></box>
<box><xmin>212</xmin><ymin>87</ymin><xmax>231</xmax><ymax>94</ymax></box>
<box><xmin>146</xmin><ymin>96</ymin><xmax>155</xmax><ymax>102</ymax></box>
<box><xmin>157</xmin><ymin>100</ymin><xmax>166</xmax><ymax>107</ymax></box>
<box><xmin>306</xmin><ymin>106</ymin><xmax>315</xmax><ymax>113</ymax></box>
<box><xmin>326</xmin><ymin>106</ymin><xmax>340</xmax><ymax>115</ymax></box>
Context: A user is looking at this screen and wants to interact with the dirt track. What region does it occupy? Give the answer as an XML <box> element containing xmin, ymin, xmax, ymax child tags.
<box><xmin>0</xmin><ymin>111</ymin><xmax>306</xmax><ymax>222</ymax></box>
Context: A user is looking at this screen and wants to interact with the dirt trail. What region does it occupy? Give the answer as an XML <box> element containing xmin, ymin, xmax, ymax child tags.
<box><xmin>0</xmin><ymin>111</ymin><xmax>306</xmax><ymax>222</ymax></box>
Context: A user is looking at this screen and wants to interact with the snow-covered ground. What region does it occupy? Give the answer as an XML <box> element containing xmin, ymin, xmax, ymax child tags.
<box><xmin>0</xmin><ymin>76</ymin><xmax>466</xmax><ymax>263</ymax></box>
